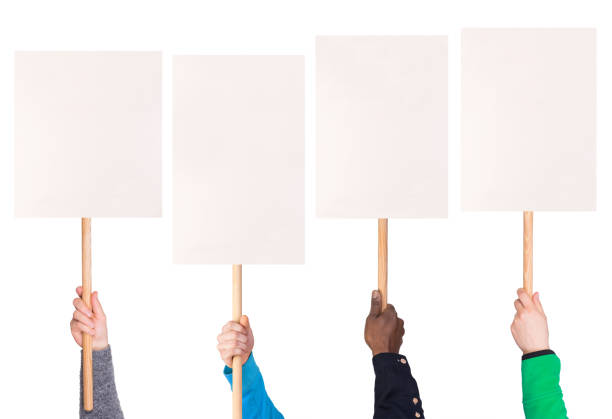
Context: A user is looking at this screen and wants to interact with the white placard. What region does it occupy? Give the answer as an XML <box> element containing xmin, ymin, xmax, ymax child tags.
<box><xmin>173</xmin><ymin>55</ymin><xmax>305</xmax><ymax>264</ymax></box>
<box><xmin>14</xmin><ymin>51</ymin><xmax>162</xmax><ymax>217</ymax></box>
<box><xmin>462</xmin><ymin>29</ymin><xmax>596</xmax><ymax>211</ymax></box>
<box><xmin>316</xmin><ymin>36</ymin><xmax>448</xmax><ymax>218</ymax></box>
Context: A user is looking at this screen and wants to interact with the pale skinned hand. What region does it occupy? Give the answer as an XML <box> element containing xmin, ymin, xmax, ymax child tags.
<box><xmin>511</xmin><ymin>288</ymin><xmax>550</xmax><ymax>355</ymax></box>
<box><xmin>365</xmin><ymin>290</ymin><xmax>404</xmax><ymax>356</ymax></box>
<box><xmin>217</xmin><ymin>315</ymin><xmax>255</xmax><ymax>367</ymax></box>
<box><xmin>70</xmin><ymin>286</ymin><xmax>109</xmax><ymax>351</ymax></box>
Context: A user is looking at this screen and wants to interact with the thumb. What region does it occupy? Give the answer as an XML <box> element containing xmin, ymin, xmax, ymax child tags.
<box><xmin>240</xmin><ymin>315</ymin><xmax>250</xmax><ymax>330</ymax></box>
<box><xmin>369</xmin><ymin>290</ymin><xmax>382</xmax><ymax>316</ymax></box>
<box><xmin>533</xmin><ymin>292</ymin><xmax>545</xmax><ymax>314</ymax></box>
<box><xmin>91</xmin><ymin>291</ymin><xmax>105</xmax><ymax>317</ymax></box>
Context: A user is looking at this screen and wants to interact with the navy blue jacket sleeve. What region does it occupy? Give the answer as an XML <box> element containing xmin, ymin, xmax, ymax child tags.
<box><xmin>373</xmin><ymin>353</ymin><xmax>424</xmax><ymax>419</ymax></box>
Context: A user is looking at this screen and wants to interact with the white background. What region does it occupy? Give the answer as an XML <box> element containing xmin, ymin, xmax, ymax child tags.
<box><xmin>0</xmin><ymin>1</ymin><xmax>610</xmax><ymax>418</ymax></box>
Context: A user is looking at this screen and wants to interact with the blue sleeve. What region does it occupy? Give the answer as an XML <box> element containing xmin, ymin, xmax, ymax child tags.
<box><xmin>223</xmin><ymin>353</ymin><xmax>284</xmax><ymax>419</ymax></box>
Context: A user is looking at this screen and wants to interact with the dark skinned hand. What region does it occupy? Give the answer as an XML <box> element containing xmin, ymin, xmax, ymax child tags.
<box><xmin>364</xmin><ymin>290</ymin><xmax>405</xmax><ymax>356</ymax></box>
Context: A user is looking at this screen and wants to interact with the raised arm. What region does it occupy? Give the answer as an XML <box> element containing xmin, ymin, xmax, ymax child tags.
<box><xmin>71</xmin><ymin>287</ymin><xmax>124</xmax><ymax>418</ymax></box>
<box><xmin>217</xmin><ymin>315</ymin><xmax>283</xmax><ymax>419</ymax></box>
<box><xmin>511</xmin><ymin>288</ymin><xmax>568</xmax><ymax>419</ymax></box>
<box><xmin>365</xmin><ymin>290</ymin><xmax>424</xmax><ymax>419</ymax></box>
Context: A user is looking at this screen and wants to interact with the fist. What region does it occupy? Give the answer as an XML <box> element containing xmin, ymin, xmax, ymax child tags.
<box><xmin>217</xmin><ymin>315</ymin><xmax>255</xmax><ymax>367</ymax></box>
<box><xmin>511</xmin><ymin>288</ymin><xmax>550</xmax><ymax>355</ymax></box>
<box><xmin>70</xmin><ymin>286</ymin><xmax>109</xmax><ymax>351</ymax></box>
<box><xmin>365</xmin><ymin>290</ymin><xmax>404</xmax><ymax>356</ymax></box>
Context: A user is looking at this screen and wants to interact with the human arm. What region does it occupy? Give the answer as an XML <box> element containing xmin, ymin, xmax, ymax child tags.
<box><xmin>511</xmin><ymin>289</ymin><xmax>568</xmax><ymax>419</ymax></box>
<box><xmin>365</xmin><ymin>290</ymin><xmax>424</xmax><ymax>419</ymax></box>
<box><xmin>218</xmin><ymin>315</ymin><xmax>284</xmax><ymax>419</ymax></box>
<box><xmin>71</xmin><ymin>287</ymin><xmax>124</xmax><ymax>418</ymax></box>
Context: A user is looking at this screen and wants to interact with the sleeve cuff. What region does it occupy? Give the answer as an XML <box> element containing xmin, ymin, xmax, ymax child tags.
<box><xmin>372</xmin><ymin>353</ymin><xmax>412</xmax><ymax>375</ymax></box>
<box><xmin>223</xmin><ymin>353</ymin><xmax>261</xmax><ymax>391</ymax></box>
<box><xmin>522</xmin><ymin>349</ymin><xmax>555</xmax><ymax>361</ymax></box>
<box><xmin>82</xmin><ymin>345</ymin><xmax>112</xmax><ymax>372</ymax></box>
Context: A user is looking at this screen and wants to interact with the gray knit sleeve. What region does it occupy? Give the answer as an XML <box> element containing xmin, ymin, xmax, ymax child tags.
<box><xmin>80</xmin><ymin>345</ymin><xmax>124</xmax><ymax>418</ymax></box>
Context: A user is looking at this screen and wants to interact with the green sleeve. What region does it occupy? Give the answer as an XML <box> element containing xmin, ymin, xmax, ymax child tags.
<box><xmin>521</xmin><ymin>352</ymin><xmax>568</xmax><ymax>419</ymax></box>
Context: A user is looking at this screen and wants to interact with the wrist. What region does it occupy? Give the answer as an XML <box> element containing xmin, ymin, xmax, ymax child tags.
<box><xmin>522</xmin><ymin>345</ymin><xmax>549</xmax><ymax>355</ymax></box>
<box><xmin>93</xmin><ymin>338</ymin><xmax>109</xmax><ymax>351</ymax></box>
<box><xmin>242</xmin><ymin>351</ymin><xmax>252</xmax><ymax>365</ymax></box>
<box><xmin>371</xmin><ymin>346</ymin><xmax>393</xmax><ymax>356</ymax></box>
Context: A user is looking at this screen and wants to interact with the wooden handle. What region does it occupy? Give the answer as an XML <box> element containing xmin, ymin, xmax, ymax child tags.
<box><xmin>523</xmin><ymin>211</ymin><xmax>533</xmax><ymax>297</ymax></box>
<box><xmin>232</xmin><ymin>264</ymin><xmax>242</xmax><ymax>419</ymax></box>
<box><xmin>378</xmin><ymin>218</ymin><xmax>388</xmax><ymax>310</ymax></box>
<box><xmin>81</xmin><ymin>218</ymin><xmax>93</xmax><ymax>412</ymax></box>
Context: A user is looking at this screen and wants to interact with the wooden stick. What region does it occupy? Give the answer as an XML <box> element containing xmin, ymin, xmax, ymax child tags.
<box><xmin>232</xmin><ymin>264</ymin><xmax>242</xmax><ymax>419</ymax></box>
<box><xmin>81</xmin><ymin>218</ymin><xmax>93</xmax><ymax>412</ymax></box>
<box><xmin>378</xmin><ymin>218</ymin><xmax>388</xmax><ymax>310</ymax></box>
<box><xmin>523</xmin><ymin>211</ymin><xmax>533</xmax><ymax>297</ymax></box>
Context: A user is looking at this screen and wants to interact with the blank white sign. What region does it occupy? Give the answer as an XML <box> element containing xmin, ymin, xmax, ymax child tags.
<box><xmin>14</xmin><ymin>52</ymin><xmax>162</xmax><ymax>217</ymax></box>
<box><xmin>173</xmin><ymin>56</ymin><xmax>304</xmax><ymax>264</ymax></box>
<box><xmin>316</xmin><ymin>36</ymin><xmax>448</xmax><ymax>218</ymax></box>
<box><xmin>462</xmin><ymin>29</ymin><xmax>596</xmax><ymax>211</ymax></box>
